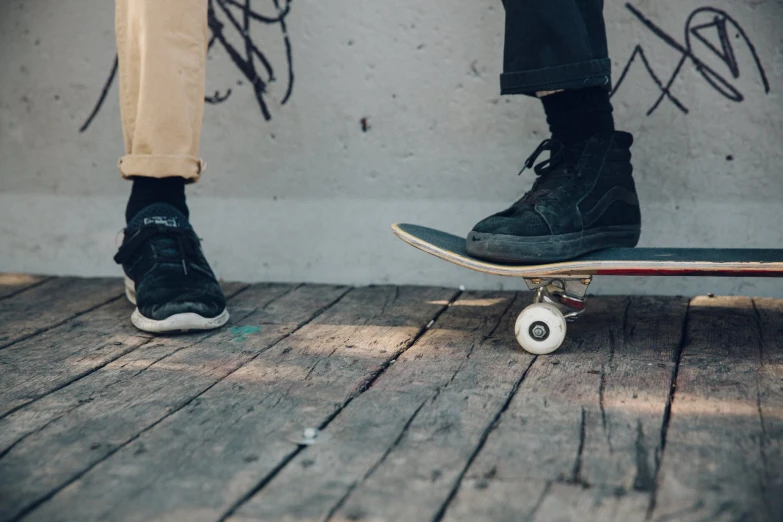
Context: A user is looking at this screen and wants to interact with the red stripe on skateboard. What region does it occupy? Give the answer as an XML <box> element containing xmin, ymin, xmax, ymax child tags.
<box><xmin>593</xmin><ymin>268</ymin><xmax>783</xmax><ymax>277</ymax></box>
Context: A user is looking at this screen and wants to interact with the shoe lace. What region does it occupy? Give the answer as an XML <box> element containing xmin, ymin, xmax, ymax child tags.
<box><xmin>113</xmin><ymin>225</ymin><xmax>201</xmax><ymax>275</ymax></box>
<box><xmin>517</xmin><ymin>138</ymin><xmax>584</xmax><ymax>203</ymax></box>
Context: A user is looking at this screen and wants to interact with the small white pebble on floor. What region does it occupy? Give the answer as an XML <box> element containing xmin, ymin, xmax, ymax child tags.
<box><xmin>459</xmin><ymin>285</ymin><xmax>466</xmax><ymax>291</ymax></box>
<box><xmin>303</xmin><ymin>428</ymin><xmax>318</xmax><ymax>440</ymax></box>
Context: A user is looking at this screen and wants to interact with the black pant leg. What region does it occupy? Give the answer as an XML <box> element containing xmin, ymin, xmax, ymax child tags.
<box><xmin>501</xmin><ymin>0</ymin><xmax>611</xmax><ymax>96</ymax></box>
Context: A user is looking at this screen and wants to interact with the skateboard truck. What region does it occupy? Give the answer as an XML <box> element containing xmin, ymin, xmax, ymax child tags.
<box><xmin>524</xmin><ymin>276</ymin><xmax>591</xmax><ymax>320</ymax></box>
<box><xmin>511</xmin><ymin>276</ymin><xmax>592</xmax><ymax>355</ymax></box>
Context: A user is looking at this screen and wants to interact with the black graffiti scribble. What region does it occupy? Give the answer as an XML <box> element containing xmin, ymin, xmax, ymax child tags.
<box><xmin>611</xmin><ymin>3</ymin><xmax>770</xmax><ymax>116</ymax></box>
<box><xmin>80</xmin><ymin>0</ymin><xmax>293</xmax><ymax>133</ymax></box>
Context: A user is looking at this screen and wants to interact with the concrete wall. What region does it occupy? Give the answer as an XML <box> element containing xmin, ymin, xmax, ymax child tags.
<box><xmin>1</xmin><ymin>0</ymin><xmax>782</xmax><ymax>295</ymax></box>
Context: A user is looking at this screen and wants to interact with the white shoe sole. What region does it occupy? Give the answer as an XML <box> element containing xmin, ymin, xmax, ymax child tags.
<box><xmin>124</xmin><ymin>276</ymin><xmax>230</xmax><ymax>334</ymax></box>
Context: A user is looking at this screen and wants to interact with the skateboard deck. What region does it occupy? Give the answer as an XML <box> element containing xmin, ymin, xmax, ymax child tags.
<box><xmin>392</xmin><ymin>223</ymin><xmax>783</xmax><ymax>278</ymax></box>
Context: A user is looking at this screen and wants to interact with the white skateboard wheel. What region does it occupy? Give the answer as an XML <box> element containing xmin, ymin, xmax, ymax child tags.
<box><xmin>514</xmin><ymin>303</ymin><xmax>567</xmax><ymax>355</ymax></box>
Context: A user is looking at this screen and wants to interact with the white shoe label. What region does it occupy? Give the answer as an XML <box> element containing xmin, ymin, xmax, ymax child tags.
<box><xmin>143</xmin><ymin>217</ymin><xmax>178</xmax><ymax>227</ymax></box>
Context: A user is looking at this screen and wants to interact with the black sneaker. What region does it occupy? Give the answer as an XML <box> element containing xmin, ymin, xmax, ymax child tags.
<box><xmin>114</xmin><ymin>203</ymin><xmax>229</xmax><ymax>333</ymax></box>
<box><xmin>467</xmin><ymin>131</ymin><xmax>641</xmax><ymax>263</ymax></box>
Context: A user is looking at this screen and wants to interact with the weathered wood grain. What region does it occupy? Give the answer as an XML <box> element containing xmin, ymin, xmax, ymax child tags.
<box><xmin>450</xmin><ymin>478</ymin><xmax>649</xmax><ymax>522</ymax></box>
<box><xmin>0</xmin><ymin>277</ymin><xmax>124</xmax><ymax>350</ymax></box>
<box><xmin>442</xmin><ymin>296</ymin><xmax>687</xmax><ymax>522</ymax></box>
<box><xmin>0</xmin><ymin>274</ymin><xmax>50</xmax><ymax>300</ymax></box>
<box><xmin>580</xmin><ymin>296</ymin><xmax>689</xmax><ymax>490</ymax></box>
<box><xmin>753</xmin><ymin>298</ymin><xmax>783</xmax><ymax>519</ymax></box>
<box><xmin>4</xmin><ymin>279</ymin><xmax>780</xmax><ymax>522</ymax></box>
<box><xmin>227</xmin><ymin>291</ymin><xmax>526</xmax><ymax>522</ymax></box>
<box><xmin>444</xmin><ymin>478</ymin><xmax>550</xmax><ymax>522</ymax></box>
<box><xmin>0</xmin><ymin>282</ymin><xmax>247</xmax><ymax>421</ymax></box>
<box><xmin>531</xmin><ymin>483</ymin><xmax>649</xmax><ymax>522</ymax></box>
<box><xmin>450</xmin><ymin>297</ymin><xmax>628</xmax><ymax>482</ymax></box>
<box><xmin>0</xmin><ymin>282</ymin><xmax>249</xmax><ymax>453</ymax></box>
<box><xmin>15</xmin><ymin>285</ymin><xmax>452</xmax><ymax>522</ymax></box>
<box><xmin>650</xmin><ymin>296</ymin><xmax>780</xmax><ymax>522</ymax></box>
<box><xmin>0</xmin><ymin>298</ymin><xmax>150</xmax><ymax>421</ymax></box>
<box><xmin>0</xmin><ymin>283</ymin><xmax>346</xmax><ymax>522</ymax></box>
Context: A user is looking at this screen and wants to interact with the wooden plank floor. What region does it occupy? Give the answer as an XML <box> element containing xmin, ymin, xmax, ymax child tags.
<box><xmin>1</xmin><ymin>276</ymin><xmax>782</xmax><ymax>522</ymax></box>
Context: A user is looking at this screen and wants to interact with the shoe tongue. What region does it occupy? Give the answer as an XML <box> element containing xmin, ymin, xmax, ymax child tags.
<box><xmin>522</xmin><ymin>140</ymin><xmax>586</xmax><ymax>201</ymax></box>
<box><xmin>127</xmin><ymin>203</ymin><xmax>189</xmax><ymax>229</ymax></box>
<box><xmin>124</xmin><ymin>204</ymin><xmax>193</xmax><ymax>262</ymax></box>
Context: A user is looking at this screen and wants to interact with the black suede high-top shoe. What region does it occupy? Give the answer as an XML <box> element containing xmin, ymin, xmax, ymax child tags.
<box><xmin>467</xmin><ymin>131</ymin><xmax>641</xmax><ymax>263</ymax></box>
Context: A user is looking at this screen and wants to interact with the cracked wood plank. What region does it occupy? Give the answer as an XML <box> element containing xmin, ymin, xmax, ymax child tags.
<box><xmin>0</xmin><ymin>283</ymin><xmax>347</xmax><ymax>522</ymax></box>
<box><xmin>0</xmin><ymin>277</ymin><xmax>122</xmax><ymax>350</ymax></box>
<box><xmin>531</xmin><ymin>483</ymin><xmax>650</xmax><ymax>522</ymax></box>
<box><xmin>753</xmin><ymin>298</ymin><xmax>783</xmax><ymax>519</ymax></box>
<box><xmin>0</xmin><ymin>282</ymin><xmax>249</xmax><ymax>452</ymax></box>
<box><xmin>443</xmin><ymin>296</ymin><xmax>687</xmax><ymax>522</ymax></box>
<box><xmin>0</xmin><ymin>282</ymin><xmax>246</xmax><ymax>421</ymax></box>
<box><xmin>580</xmin><ymin>296</ymin><xmax>688</xmax><ymax>490</ymax></box>
<box><xmin>0</xmin><ymin>298</ymin><xmax>153</xmax><ymax>422</ymax></box>
<box><xmin>0</xmin><ymin>274</ymin><xmax>50</xmax><ymax>300</ymax></box>
<box><xmin>444</xmin><ymin>479</ymin><xmax>551</xmax><ymax>522</ymax></box>
<box><xmin>18</xmin><ymin>285</ymin><xmax>455</xmax><ymax>522</ymax></box>
<box><xmin>650</xmin><ymin>296</ymin><xmax>782</xmax><ymax>522</ymax></box>
<box><xmin>228</xmin><ymin>291</ymin><xmax>529</xmax><ymax>522</ymax></box>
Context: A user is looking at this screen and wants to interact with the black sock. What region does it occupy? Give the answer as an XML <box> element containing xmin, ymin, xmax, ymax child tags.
<box><xmin>125</xmin><ymin>177</ymin><xmax>189</xmax><ymax>223</ymax></box>
<box><xmin>541</xmin><ymin>87</ymin><xmax>615</xmax><ymax>145</ymax></box>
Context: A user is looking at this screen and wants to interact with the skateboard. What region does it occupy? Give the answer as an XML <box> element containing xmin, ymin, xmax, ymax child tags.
<box><xmin>392</xmin><ymin>223</ymin><xmax>783</xmax><ymax>355</ymax></box>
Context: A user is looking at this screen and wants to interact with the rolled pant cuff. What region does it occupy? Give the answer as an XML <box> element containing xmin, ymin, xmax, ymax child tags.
<box><xmin>500</xmin><ymin>58</ymin><xmax>612</xmax><ymax>96</ymax></box>
<box><xmin>119</xmin><ymin>154</ymin><xmax>204</xmax><ymax>182</ymax></box>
